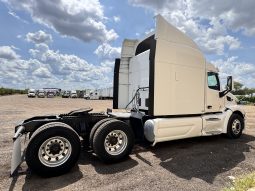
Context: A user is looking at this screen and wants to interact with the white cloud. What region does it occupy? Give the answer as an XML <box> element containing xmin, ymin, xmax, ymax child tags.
<box><xmin>145</xmin><ymin>28</ymin><xmax>154</xmax><ymax>35</ymax></box>
<box><xmin>189</xmin><ymin>0</ymin><xmax>255</xmax><ymax>36</ymax></box>
<box><xmin>113</xmin><ymin>16</ymin><xmax>121</xmax><ymax>23</ymax></box>
<box><xmin>198</xmin><ymin>35</ymin><xmax>241</xmax><ymax>55</ymax></box>
<box><xmin>8</xmin><ymin>9</ymin><xmax>29</xmax><ymax>24</ymax></box>
<box><xmin>33</xmin><ymin>67</ymin><xmax>51</xmax><ymax>78</ymax></box>
<box><xmin>26</xmin><ymin>30</ymin><xmax>53</xmax><ymax>44</ymax></box>
<box><xmin>212</xmin><ymin>56</ymin><xmax>255</xmax><ymax>87</ymax></box>
<box><xmin>0</xmin><ymin>46</ymin><xmax>20</xmax><ymax>60</ymax></box>
<box><xmin>129</xmin><ymin>0</ymin><xmax>255</xmax><ymax>36</ymax></box>
<box><xmin>2</xmin><ymin>0</ymin><xmax>118</xmax><ymax>42</ymax></box>
<box><xmin>94</xmin><ymin>43</ymin><xmax>121</xmax><ymax>59</ymax></box>
<box><xmin>0</xmin><ymin>42</ymin><xmax>114</xmax><ymax>89</ymax></box>
<box><xmin>129</xmin><ymin>0</ymin><xmax>243</xmax><ymax>55</ymax></box>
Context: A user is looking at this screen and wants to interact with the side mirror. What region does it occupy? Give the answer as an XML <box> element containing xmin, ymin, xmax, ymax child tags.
<box><xmin>220</xmin><ymin>76</ymin><xmax>233</xmax><ymax>97</ymax></box>
<box><xmin>227</xmin><ymin>76</ymin><xmax>233</xmax><ymax>91</ymax></box>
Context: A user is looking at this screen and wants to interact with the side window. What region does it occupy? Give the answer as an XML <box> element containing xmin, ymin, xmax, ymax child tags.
<box><xmin>207</xmin><ymin>72</ymin><xmax>220</xmax><ymax>91</ymax></box>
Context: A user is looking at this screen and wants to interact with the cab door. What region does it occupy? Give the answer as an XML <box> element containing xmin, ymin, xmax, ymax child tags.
<box><xmin>206</xmin><ymin>72</ymin><xmax>224</xmax><ymax>112</ymax></box>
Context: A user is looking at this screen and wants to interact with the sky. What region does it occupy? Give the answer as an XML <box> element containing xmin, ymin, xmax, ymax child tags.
<box><xmin>0</xmin><ymin>0</ymin><xmax>255</xmax><ymax>90</ymax></box>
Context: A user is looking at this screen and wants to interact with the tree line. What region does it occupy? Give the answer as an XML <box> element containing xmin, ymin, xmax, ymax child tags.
<box><xmin>232</xmin><ymin>81</ymin><xmax>255</xmax><ymax>103</ymax></box>
<box><xmin>0</xmin><ymin>87</ymin><xmax>27</xmax><ymax>96</ymax></box>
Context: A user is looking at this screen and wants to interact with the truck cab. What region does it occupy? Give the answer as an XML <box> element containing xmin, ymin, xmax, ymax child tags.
<box><xmin>37</xmin><ymin>89</ymin><xmax>45</xmax><ymax>98</ymax></box>
<box><xmin>27</xmin><ymin>89</ymin><xmax>36</xmax><ymax>98</ymax></box>
<box><xmin>113</xmin><ymin>15</ymin><xmax>245</xmax><ymax>145</ymax></box>
<box><xmin>70</xmin><ymin>90</ymin><xmax>78</xmax><ymax>98</ymax></box>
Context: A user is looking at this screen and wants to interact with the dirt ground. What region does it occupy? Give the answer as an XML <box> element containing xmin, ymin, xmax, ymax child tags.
<box><xmin>0</xmin><ymin>95</ymin><xmax>255</xmax><ymax>191</ymax></box>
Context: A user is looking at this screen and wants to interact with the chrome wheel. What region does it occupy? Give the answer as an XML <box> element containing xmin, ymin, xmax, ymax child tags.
<box><xmin>232</xmin><ymin>119</ymin><xmax>241</xmax><ymax>135</ymax></box>
<box><xmin>38</xmin><ymin>136</ymin><xmax>72</xmax><ymax>167</ymax></box>
<box><xmin>104</xmin><ymin>130</ymin><xmax>128</xmax><ymax>155</ymax></box>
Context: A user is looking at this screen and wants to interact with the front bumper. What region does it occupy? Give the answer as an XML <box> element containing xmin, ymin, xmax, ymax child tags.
<box><xmin>10</xmin><ymin>125</ymin><xmax>26</xmax><ymax>176</ymax></box>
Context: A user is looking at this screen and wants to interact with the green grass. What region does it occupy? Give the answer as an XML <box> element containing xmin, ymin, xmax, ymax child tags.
<box><xmin>223</xmin><ymin>173</ymin><xmax>255</xmax><ymax>191</ymax></box>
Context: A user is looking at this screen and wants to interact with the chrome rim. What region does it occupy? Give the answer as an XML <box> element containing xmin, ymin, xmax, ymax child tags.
<box><xmin>38</xmin><ymin>136</ymin><xmax>72</xmax><ymax>167</ymax></box>
<box><xmin>232</xmin><ymin>119</ymin><xmax>241</xmax><ymax>135</ymax></box>
<box><xmin>104</xmin><ymin>130</ymin><xmax>128</xmax><ymax>155</ymax></box>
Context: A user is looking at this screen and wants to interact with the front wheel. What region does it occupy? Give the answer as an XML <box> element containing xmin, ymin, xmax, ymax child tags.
<box><xmin>226</xmin><ymin>114</ymin><xmax>244</xmax><ymax>139</ymax></box>
<box><xmin>93</xmin><ymin>120</ymin><xmax>134</xmax><ymax>163</ymax></box>
<box><xmin>25</xmin><ymin>122</ymin><xmax>81</xmax><ymax>177</ymax></box>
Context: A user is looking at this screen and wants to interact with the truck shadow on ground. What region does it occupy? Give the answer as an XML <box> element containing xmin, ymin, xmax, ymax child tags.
<box><xmin>17</xmin><ymin>134</ymin><xmax>255</xmax><ymax>190</ymax></box>
<box><xmin>20</xmin><ymin>166</ymin><xmax>83</xmax><ymax>191</ymax></box>
<box><xmin>141</xmin><ymin>134</ymin><xmax>255</xmax><ymax>183</ymax></box>
<box><xmin>19</xmin><ymin>147</ymin><xmax>138</xmax><ymax>191</ymax></box>
<box><xmin>78</xmin><ymin>149</ymin><xmax>139</xmax><ymax>175</ymax></box>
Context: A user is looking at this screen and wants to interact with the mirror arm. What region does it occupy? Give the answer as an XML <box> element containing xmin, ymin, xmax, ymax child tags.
<box><xmin>219</xmin><ymin>88</ymin><xmax>230</xmax><ymax>98</ymax></box>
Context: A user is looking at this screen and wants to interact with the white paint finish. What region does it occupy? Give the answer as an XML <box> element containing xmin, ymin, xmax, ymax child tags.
<box><xmin>206</xmin><ymin>62</ymin><xmax>219</xmax><ymax>73</ymax></box>
<box><xmin>149</xmin><ymin>117</ymin><xmax>202</xmax><ymax>144</ymax></box>
<box><xmin>202</xmin><ymin>113</ymin><xmax>226</xmax><ymax>135</ymax></box>
<box><xmin>118</xmin><ymin>40</ymin><xmax>138</xmax><ymax>109</ymax></box>
<box><xmin>225</xmin><ymin>93</ymin><xmax>239</xmax><ymax>107</ymax></box>
<box><xmin>154</xmin><ymin>59</ymin><xmax>206</xmax><ymax>115</ymax></box>
<box><xmin>222</xmin><ymin>105</ymin><xmax>246</xmax><ymax>133</ymax></box>
<box><xmin>155</xmin><ymin>15</ymin><xmax>199</xmax><ymax>51</ymax></box>
<box><xmin>222</xmin><ymin>109</ymin><xmax>234</xmax><ymax>133</ymax></box>
<box><xmin>144</xmin><ymin>106</ymin><xmax>245</xmax><ymax>145</ymax></box>
<box><xmin>128</xmin><ymin>50</ymin><xmax>150</xmax><ymax>110</ymax></box>
<box><xmin>205</xmin><ymin>87</ymin><xmax>224</xmax><ymax>112</ymax></box>
<box><xmin>153</xmin><ymin>16</ymin><xmax>206</xmax><ymax>115</ymax></box>
<box><xmin>121</xmin><ymin>39</ymin><xmax>138</xmax><ymax>58</ymax></box>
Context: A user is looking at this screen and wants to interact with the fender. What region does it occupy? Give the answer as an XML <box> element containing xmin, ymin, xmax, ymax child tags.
<box><xmin>222</xmin><ymin>105</ymin><xmax>245</xmax><ymax>133</ymax></box>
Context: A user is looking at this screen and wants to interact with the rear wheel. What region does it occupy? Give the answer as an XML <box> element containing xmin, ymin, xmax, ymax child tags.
<box><xmin>93</xmin><ymin>120</ymin><xmax>134</xmax><ymax>163</ymax></box>
<box><xmin>89</xmin><ymin>118</ymin><xmax>115</xmax><ymax>148</ymax></box>
<box><xmin>226</xmin><ymin>114</ymin><xmax>244</xmax><ymax>139</ymax></box>
<box><xmin>25</xmin><ymin>122</ymin><xmax>81</xmax><ymax>177</ymax></box>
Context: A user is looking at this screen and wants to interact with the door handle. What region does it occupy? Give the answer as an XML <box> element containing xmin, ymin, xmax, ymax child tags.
<box><xmin>207</xmin><ymin>105</ymin><xmax>212</xmax><ymax>109</ymax></box>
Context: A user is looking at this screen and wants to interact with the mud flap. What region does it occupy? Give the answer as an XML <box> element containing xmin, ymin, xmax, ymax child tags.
<box><xmin>10</xmin><ymin>126</ymin><xmax>25</xmax><ymax>176</ymax></box>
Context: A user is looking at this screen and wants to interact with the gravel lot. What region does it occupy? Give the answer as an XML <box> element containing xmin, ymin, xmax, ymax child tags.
<box><xmin>0</xmin><ymin>95</ymin><xmax>255</xmax><ymax>191</ymax></box>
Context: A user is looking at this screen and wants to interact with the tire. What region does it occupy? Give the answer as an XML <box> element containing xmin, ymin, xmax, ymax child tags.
<box><xmin>25</xmin><ymin>122</ymin><xmax>81</xmax><ymax>177</ymax></box>
<box><xmin>93</xmin><ymin>120</ymin><xmax>134</xmax><ymax>163</ymax></box>
<box><xmin>89</xmin><ymin>118</ymin><xmax>115</xmax><ymax>148</ymax></box>
<box><xmin>226</xmin><ymin>114</ymin><xmax>244</xmax><ymax>139</ymax></box>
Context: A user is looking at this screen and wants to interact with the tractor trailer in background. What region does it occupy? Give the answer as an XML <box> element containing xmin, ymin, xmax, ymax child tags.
<box><xmin>98</xmin><ymin>87</ymin><xmax>113</xmax><ymax>99</ymax></box>
<box><xmin>89</xmin><ymin>87</ymin><xmax>113</xmax><ymax>100</ymax></box>
<box><xmin>11</xmin><ymin>15</ymin><xmax>245</xmax><ymax>177</ymax></box>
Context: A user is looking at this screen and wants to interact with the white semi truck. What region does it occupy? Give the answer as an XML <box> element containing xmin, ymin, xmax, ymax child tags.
<box><xmin>89</xmin><ymin>88</ymin><xmax>113</xmax><ymax>100</ymax></box>
<box><xmin>99</xmin><ymin>87</ymin><xmax>113</xmax><ymax>99</ymax></box>
<box><xmin>11</xmin><ymin>15</ymin><xmax>245</xmax><ymax>177</ymax></box>
<box><xmin>27</xmin><ymin>89</ymin><xmax>36</xmax><ymax>98</ymax></box>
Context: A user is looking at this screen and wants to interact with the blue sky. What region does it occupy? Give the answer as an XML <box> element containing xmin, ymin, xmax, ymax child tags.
<box><xmin>0</xmin><ymin>0</ymin><xmax>255</xmax><ymax>90</ymax></box>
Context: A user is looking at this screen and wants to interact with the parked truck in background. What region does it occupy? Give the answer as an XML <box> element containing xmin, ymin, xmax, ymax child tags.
<box><xmin>89</xmin><ymin>90</ymin><xmax>100</xmax><ymax>100</ymax></box>
<box><xmin>27</xmin><ymin>89</ymin><xmax>36</xmax><ymax>98</ymax></box>
<box><xmin>99</xmin><ymin>87</ymin><xmax>113</xmax><ymax>100</ymax></box>
<box><xmin>37</xmin><ymin>89</ymin><xmax>45</xmax><ymax>98</ymax></box>
<box><xmin>70</xmin><ymin>90</ymin><xmax>78</xmax><ymax>98</ymax></box>
<box><xmin>11</xmin><ymin>15</ymin><xmax>245</xmax><ymax>177</ymax></box>
<box><xmin>62</xmin><ymin>90</ymin><xmax>71</xmax><ymax>98</ymax></box>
